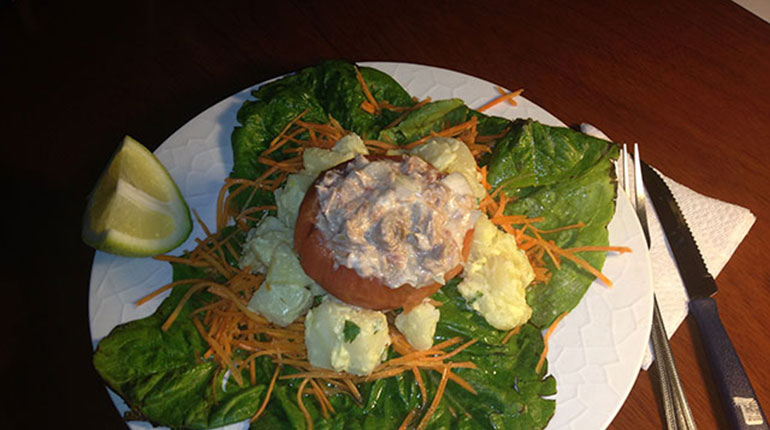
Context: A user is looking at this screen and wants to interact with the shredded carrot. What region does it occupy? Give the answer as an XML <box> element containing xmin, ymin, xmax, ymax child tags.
<box><xmin>194</xmin><ymin>244</ymin><xmax>235</xmax><ymax>278</ymax></box>
<box><xmin>436</xmin><ymin>338</ymin><xmax>477</xmax><ymax>361</ymax></box>
<box><xmin>380</xmin><ymin>97</ymin><xmax>427</xmax><ymax>112</ymax></box>
<box><xmin>445</xmin><ymin>368</ymin><xmax>477</xmax><ymax>395</ymax></box>
<box><xmin>161</xmin><ymin>284</ymin><xmax>205</xmax><ymax>331</ymax></box>
<box><xmin>417</xmin><ymin>366</ymin><xmax>450</xmax><ymax>430</ymax></box>
<box><xmin>398</xmin><ymin>409</ymin><xmax>418</xmax><ymax>430</ymax></box>
<box><xmin>237</xmin><ymin>205</ymin><xmax>278</xmax><ymax>219</ymax></box>
<box><xmin>412</xmin><ymin>366</ymin><xmax>427</xmax><ymax>406</ymax></box>
<box><xmin>556</xmin><ymin>250</ymin><xmax>612</xmax><ymax>286</ymax></box>
<box><xmin>355</xmin><ymin>66</ymin><xmax>380</xmax><ymax>114</ymax></box>
<box><xmin>314</xmin><ymin>379</ymin><xmax>336</xmax><ymax>414</ymax></box>
<box><xmin>152</xmin><ymin>254</ymin><xmax>208</xmax><ymax>267</ymax></box>
<box><xmin>489</xmin><ymin>185</ymin><xmax>506</xmax><ymax>200</ymax></box>
<box><xmin>249</xmin><ymin>358</ymin><xmax>256</xmax><ymax>386</ymax></box>
<box><xmin>262</xmin><ymin>127</ymin><xmax>306</xmax><ymax>157</ymax></box>
<box><xmin>495</xmin><ymin>86</ymin><xmax>520</xmax><ymax>106</ymax></box>
<box><xmin>190</xmin><ymin>209</ymin><xmax>211</xmax><ymax>239</ymax></box>
<box><xmin>269</xmin><ymin>109</ymin><xmax>310</xmax><ymax>146</ymax></box>
<box><xmin>206</xmin><ymin>285</ymin><xmax>265</xmax><ymax>322</ymax></box>
<box><xmin>251</xmin><ymin>364</ymin><xmax>281</xmax><ymax>422</ymax></box>
<box><xmin>360</xmin><ymin>100</ymin><xmax>377</xmax><ymax>114</ymax></box>
<box><xmin>309</xmin><ymin>379</ymin><xmax>331</xmax><ymax>418</ymax></box>
<box><xmin>430</xmin><ymin>336</ymin><xmax>464</xmax><ymax>351</ymax></box>
<box><xmin>363</xmin><ymin>139</ymin><xmax>401</xmax><ymax>152</ymax></box>
<box><xmin>477</xmin><ymin>88</ymin><xmax>523</xmax><ymax>112</ymax></box>
<box><xmin>492</xmin><ymin>191</ymin><xmax>510</xmax><ymax>218</ymax></box>
<box><xmin>257</xmin><ymin>155</ymin><xmax>303</xmax><ymax>170</ymax></box>
<box><xmin>501</xmin><ymin>326</ymin><xmax>522</xmax><ymax>345</ymax></box>
<box><xmin>296</xmin><ymin>120</ymin><xmax>345</xmax><ymax>142</ymax></box>
<box><xmin>364</xmin><ymin>366</ymin><xmax>409</xmax><ymax>381</ymax></box>
<box><xmin>383</xmin><ymin>97</ymin><xmax>431</xmax><ymax>129</ymax></box>
<box><xmin>490</xmin><ymin>215</ymin><xmax>543</xmax><ymax>226</ymax></box>
<box><xmin>535</xmin><ymin>311</ymin><xmax>569</xmax><ymax>374</ymax></box>
<box><xmin>478</xmin><ymin>165</ymin><xmax>492</xmax><ymax>191</ymax></box>
<box><xmin>403</xmin><ymin>117</ymin><xmax>479</xmax><ymax>149</ymax></box>
<box><xmin>475</xmin><ymin>126</ymin><xmax>510</xmax><ymax>143</ymax></box>
<box><xmin>341</xmin><ymin>378</ymin><xmax>362</xmax><ymax>403</ymax></box>
<box><xmin>192</xmin><ymin>316</ymin><xmax>245</xmax><ymax>386</ymax></box>
<box><xmin>136</xmin><ymin>278</ymin><xmax>206</xmax><ymax>306</ymax></box>
<box><xmin>297</xmin><ymin>378</ymin><xmax>313</xmax><ymax>430</ymax></box>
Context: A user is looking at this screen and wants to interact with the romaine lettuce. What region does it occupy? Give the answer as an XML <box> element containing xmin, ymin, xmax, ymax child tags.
<box><xmin>93</xmin><ymin>61</ymin><xmax>618</xmax><ymax>430</ymax></box>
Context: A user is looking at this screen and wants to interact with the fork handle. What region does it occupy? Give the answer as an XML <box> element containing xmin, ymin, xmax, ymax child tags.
<box><xmin>651</xmin><ymin>298</ymin><xmax>682</xmax><ymax>429</ymax></box>
<box><xmin>689</xmin><ymin>297</ymin><xmax>769</xmax><ymax>430</ymax></box>
<box><xmin>652</xmin><ymin>296</ymin><xmax>696</xmax><ymax>429</ymax></box>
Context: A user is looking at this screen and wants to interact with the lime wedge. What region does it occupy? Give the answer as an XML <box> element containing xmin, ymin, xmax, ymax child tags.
<box><xmin>82</xmin><ymin>136</ymin><xmax>192</xmax><ymax>257</ymax></box>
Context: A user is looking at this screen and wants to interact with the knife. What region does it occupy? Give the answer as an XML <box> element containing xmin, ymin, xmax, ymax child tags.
<box><xmin>641</xmin><ymin>162</ymin><xmax>768</xmax><ymax>430</ymax></box>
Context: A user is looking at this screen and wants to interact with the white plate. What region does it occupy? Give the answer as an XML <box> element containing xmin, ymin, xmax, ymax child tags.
<box><xmin>89</xmin><ymin>62</ymin><xmax>653</xmax><ymax>430</ymax></box>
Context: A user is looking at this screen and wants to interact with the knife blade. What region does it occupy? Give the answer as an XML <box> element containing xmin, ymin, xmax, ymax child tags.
<box><xmin>641</xmin><ymin>162</ymin><xmax>768</xmax><ymax>430</ymax></box>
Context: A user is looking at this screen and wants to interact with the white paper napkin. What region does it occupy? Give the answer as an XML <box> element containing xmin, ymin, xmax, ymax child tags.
<box><xmin>579</xmin><ymin>124</ymin><xmax>757</xmax><ymax>369</ymax></box>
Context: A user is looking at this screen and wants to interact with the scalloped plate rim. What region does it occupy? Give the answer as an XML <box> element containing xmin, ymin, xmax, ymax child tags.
<box><xmin>88</xmin><ymin>61</ymin><xmax>653</xmax><ymax>430</ymax></box>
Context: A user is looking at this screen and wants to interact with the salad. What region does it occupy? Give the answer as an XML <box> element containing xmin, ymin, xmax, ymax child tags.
<box><xmin>92</xmin><ymin>61</ymin><xmax>624</xmax><ymax>430</ymax></box>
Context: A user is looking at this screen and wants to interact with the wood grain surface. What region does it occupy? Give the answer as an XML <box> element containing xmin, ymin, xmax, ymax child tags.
<box><xmin>3</xmin><ymin>0</ymin><xmax>768</xmax><ymax>428</ymax></box>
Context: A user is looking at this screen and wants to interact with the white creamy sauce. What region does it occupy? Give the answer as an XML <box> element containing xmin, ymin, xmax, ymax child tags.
<box><xmin>314</xmin><ymin>154</ymin><xmax>478</xmax><ymax>289</ymax></box>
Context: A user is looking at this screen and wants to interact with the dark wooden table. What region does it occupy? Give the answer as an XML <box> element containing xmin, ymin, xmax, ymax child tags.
<box><xmin>4</xmin><ymin>0</ymin><xmax>769</xmax><ymax>428</ymax></box>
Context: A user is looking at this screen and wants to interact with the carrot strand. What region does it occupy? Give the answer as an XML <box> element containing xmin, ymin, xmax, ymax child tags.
<box><xmin>536</xmin><ymin>311</ymin><xmax>569</xmax><ymax>374</ymax></box>
<box><xmin>398</xmin><ymin>410</ymin><xmax>418</xmax><ymax>430</ymax></box>
<box><xmin>417</xmin><ymin>366</ymin><xmax>450</xmax><ymax>430</ymax></box>
<box><xmin>501</xmin><ymin>326</ymin><xmax>521</xmax><ymax>345</ymax></box>
<box><xmin>297</xmin><ymin>378</ymin><xmax>313</xmax><ymax>430</ymax></box>
<box><xmin>477</xmin><ymin>88</ymin><xmax>523</xmax><ymax>112</ymax></box>
<box><xmin>251</xmin><ymin>364</ymin><xmax>281</xmax><ymax>422</ymax></box>
<box><xmin>354</xmin><ymin>66</ymin><xmax>380</xmax><ymax>114</ymax></box>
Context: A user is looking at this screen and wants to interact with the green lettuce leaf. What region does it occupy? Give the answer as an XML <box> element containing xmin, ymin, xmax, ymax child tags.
<box><xmin>486</xmin><ymin>119</ymin><xmax>619</xmax><ymax>327</ymax></box>
<box><xmin>93</xmin><ymin>275</ymin><xmax>553</xmax><ymax>429</ymax></box>
<box><xmin>93</xmin><ymin>264</ymin><xmax>269</xmax><ymax>428</ymax></box>
<box><xmin>244</xmin><ymin>282</ymin><xmax>555</xmax><ymax>430</ymax></box>
<box><xmin>376</xmin><ymin>99</ymin><xmax>511</xmax><ymax>147</ymax></box>
<box><xmin>94</xmin><ymin>62</ymin><xmax>618</xmax><ymax>430</ymax></box>
<box><xmin>377</xmin><ymin>99</ymin><xmax>464</xmax><ymax>144</ymax></box>
<box><xmin>229</xmin><ymin>60</ymin><xmax>415</xmax><ymax>213</ymax></box>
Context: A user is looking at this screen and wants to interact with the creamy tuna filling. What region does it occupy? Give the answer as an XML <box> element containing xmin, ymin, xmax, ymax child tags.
<box><xmin>315</xmin><ymin>155</ymin><xmax>477</xmax><ymax>289</ymax></box>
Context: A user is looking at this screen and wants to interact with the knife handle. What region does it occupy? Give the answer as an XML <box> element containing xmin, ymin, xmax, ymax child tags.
<box><xmin>689</xmin><ymin>297</ymin><xmax>769</xmax><ymax>430</ymax></box>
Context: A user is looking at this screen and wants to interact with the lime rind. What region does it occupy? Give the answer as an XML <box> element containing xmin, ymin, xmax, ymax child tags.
<box><xmin>82</xmin><ymin>136</ymin><xmax>193</xmax><ymax>257</ymax></box>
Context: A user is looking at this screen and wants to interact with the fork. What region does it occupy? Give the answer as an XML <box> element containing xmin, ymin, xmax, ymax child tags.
<box><xmin>621</xmin><ymin>143</ymin><xmax>697</xmax><ymax>430</ymax></box>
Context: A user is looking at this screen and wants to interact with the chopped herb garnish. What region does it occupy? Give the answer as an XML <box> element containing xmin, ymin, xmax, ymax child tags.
<box><xmin>313</xmin><ymin>295</ymin><xmax>324</xmax><ymax>307</ymax></box>
<box><xmin>344</xmin><ymin>320</ymin><xmax>361</xmax><ymax>343</ymax></box>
